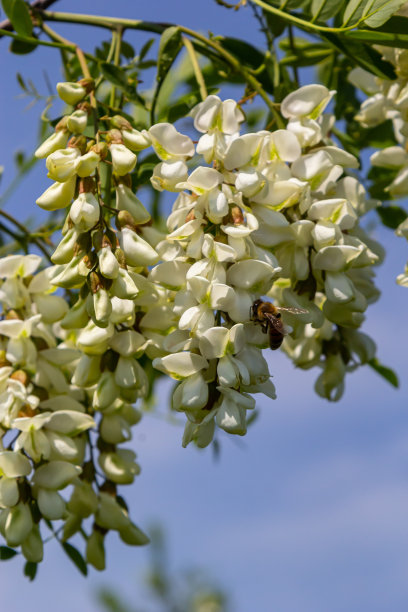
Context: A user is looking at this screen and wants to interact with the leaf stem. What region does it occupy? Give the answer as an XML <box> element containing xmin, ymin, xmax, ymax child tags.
<box><xmin>38</xmin><ymin>10</ymin><xmax>280</xmax><ymax>118</ymax></box>
<box><xmin>247</xmin><ymin>0</ymin><xmax>357</xmax><ymax>33</ymax></box>
<box><xmin>109</xmin><ymin>28</ymin><xmax>123</xmax><ymax>109</ymax></box>
<box><xmin>0</xmin><ymin>209</ymin><xmax>52</xmax><ymax>262</ymax></box>
<box><xmin>183</xmin><ymin>36</ymin><xmax>207</xmax><ymax>100</ymax></box>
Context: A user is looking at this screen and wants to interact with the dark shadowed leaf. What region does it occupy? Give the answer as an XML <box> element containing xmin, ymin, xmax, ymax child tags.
<box><xmin>62</xmin><ymin>542</ymin><xmax>88</xmax><ymax>576</ymax></box>
<box><xmin>24</xmin><ymin>561</ymin><xmax>38</xmax><ymax>581</ymax></box>
<box><xmin>9</xmin><ymin>34</ymin><xmax>38</xmax><ymax>54</ymax></box>
<box><xmin>376</xmin><ymin>205</ymin><xmax>407</xmax><ymax>229</ymax></box>
<box><xmin>0</xmin><ymin>546</ymin><xmax>18</xmax><ymax>560</ymax></box>
<box><xmin>368</xmin><ymin>358</ymin><xmax>399</xmax><ymax>388</ymax></box>
<box><xmin>323</xmin><ymin>32</ymin><xmax>396</xmax><ymax>78</ymax></box>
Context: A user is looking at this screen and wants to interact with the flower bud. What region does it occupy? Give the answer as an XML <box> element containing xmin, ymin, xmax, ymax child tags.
<box><xmin>35</xmin><ymin>130</ymin><xmax>69</xmax><ymax>159</ymax></box>
<box><xmin>5</xmin><ymin>502</ymin><xmax>33</xmax><ymax>546</ymax></box>
<box><xmin>86</xmin><ymin>528</ymin><xmax>106</xmax><ymax>571</ymax></box>
<box><xmin>70</xmin><ymin>192</ymin><xmax>100</xmax><ymax>231</ymax></box>
<box><xmin>67</xmin><ymin>480</ymin><xmax>98</xmax><ymax>518</ymax></box>
<box><xmin>93</xmin><ymin>288</ymin><xmax>112</xmax><ymax>326</ymax></box>
<box><xmin>120</xmin><ymin>227</ymin><xmax>159</xmax><ymax>267</ymax></box>
<box><xmin>56</xmin><ymin>81</ymin><xmax>87</xmax><ymax>106</ymax></box>
<box><xmin>21</xmin><ymin>525</ymin><xmax>43</xmax><ymax>563</ymax></box>
<box><xmin>33</xmin><ymin>461</ymin><xmax>81</xmax><ymax>489</ymax></box>
<box><xmin>37</xmin><ymin>488</ymin><xmax>66</xmax><ymax>520</ymax></box>
<box><xmin>76</xmin><ymin>151</ymin><xmax>100</xmax><ymax>177</ymax></box>
<box><xmin>60</xmin><ymin>298</ymin><xmax>89</xmax><ymax>329</ymax></box>
<box><xmin>98</xmin><ymin>449</ymin><xmax>140</xmax><ymax>484</ymax></box>
<box><xmin>109</xmin><ymin>144</ymin><xmax>137</xmax><ymax>176</ymax></box>
<box><xmin>51</xmin><ymin>228</ymin><xmax>81</xmax><ymax>264</ymax></box>
<box><xmin>0</xmin><ymin>478</ymin><xmax>19</xmax><ymax>507</ymax></box>
<box><xmin>98</xmin><ymin>246</ymin><xmax>119</xmax><ymax>279</ymax></box>
<box><xmin>36</xmin><ymin>176</ymin><xmax>76</xmax><ymax>211</ymax></box>
<box><xmin>115</xmin><ymin>183</ymin><xmax>151</xmax><ymax>224</ymax></box>
<box><xmin>122</xmin><ymin>128</ymin><xmax>151</xmax><ymax>151</ymax></box>
<box><xmin>150</xmin><ymin>160</ymin><xmax>188</xmax><ymax>191</ymax></box>
<box><xmin>67</xmin><ymin>109</ymin><xmax>88</xmax><ymax>134</ymax></box>
<box><xmin>119</xmin><ymin>522</ymin><xmax>149</xmax><ymax>546</ymax></box>
<box><xmin>46</xmin><ymin>148</ymin><xmax>81</xmax><ymax>182</ymax></box>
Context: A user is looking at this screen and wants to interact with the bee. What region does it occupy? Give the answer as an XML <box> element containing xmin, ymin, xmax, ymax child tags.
<box><xmin>250</xmin><ymin>299</ymin><xmax>308</xmax><ymax>350</ymax></box>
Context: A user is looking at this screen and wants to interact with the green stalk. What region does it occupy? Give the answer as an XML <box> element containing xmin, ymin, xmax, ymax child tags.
<box><xmin>183</xmin><ymin>36</ymin><xmax>208</xmax><ymax>101</ymax></box>
<box><xmin>38</xmin><ymin>10</ymin><xmax>281</xmax><ymax>119</ymax></box>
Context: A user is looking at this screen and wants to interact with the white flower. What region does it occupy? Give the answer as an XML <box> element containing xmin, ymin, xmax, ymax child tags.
<box><xmin>109</xmin><ymin>144</ymin><xmax>137</xmax><ymax>175</ymax></box>
<box><xmin>46</xmin><ymin>148</ymin><xmax>81</xmax><ymax>182</ymax></box>
<box><xmin>35</xmin><ymin>130</ymin><xmax>69</xmax><ymax>159</ymax></box>
<box><xmin>150</xmin><ymin>160</ymin><xmax>188</xmax><ymax>191</ymax></box>
<box><xmin>281</xmin><ymin>84</ymin><xmax>335</xmax><ymax>119</ymax></box>
<box><xmin>149</xmin><ymin>123</ymin><xmax>195</xmax><ymax>160</ymax></box>
<box><xmin>70</xmin><ymin>192</ymin><xmax>100</xmax><ymax>230</ymax></box>
<box><xmin>67</xmin><ymin>109</ymin><xmax>88</xmax><ymax>134</ymax></box>
<box><xmin>36</xmin><ymin>176</ymin><xmax>76</xmax><ymax>211</ymax></box>
<box><xmin>56</xmin><ymin>81</ymin><xmax>87</xmax><ymax>105</ymax></box>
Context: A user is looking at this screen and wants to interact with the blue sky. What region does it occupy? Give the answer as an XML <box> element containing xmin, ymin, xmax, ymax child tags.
<box><xmin>0</xmin><ymin>1</ymin><xmax>408</xmax><ymax>611</ymax></box>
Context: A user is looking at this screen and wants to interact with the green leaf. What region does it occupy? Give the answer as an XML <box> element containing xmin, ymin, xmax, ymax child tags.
<box><xmin>0</xmin><ymin>546</ymin><xmax>18</xmax><ymax>560</ymax></box>
<box><xmin>323</xmin><ymin>32</ymin><xmax>396</xmax><ymax>78</ymax></box>
<box><xmin>120</xmin><ymin>40</ymin><xmax>135</xmax><ymax>60</ymax></box>
<box><xmin>139</xmin><ymin>38</ymin><xmax>155</xmax><ymax>61</ymax></box>
<box><xmin>376</xmin><ymin>15</ymin><xmax>408</xmax><ymax>33</ymax></box>
<box><xmin>311</xmin><ymin>0</ymin><xmax>345</xmax><ymax>22</ymax></box>
<box><xmin>9</xmin><ymin>34</ymin><xmax>38</xmax><ymax>54</ymax></box>
<box><xmin>367</xmin><ymin>165</ymin><xmax>397</xmax><ymax>200</ymax></box>
<box><xmin>99</xmin><ymin>62</ymin><xmax>129</xmax><ymax>89</ymax></box>
<box><xmin>343</xmin><ymin>0</ymin><xmax>406</xmax><ymax>28</ymax></box>
<box><xmin>342</xmin><ymin>0</ymin><xmax>367</xmax><ymax>26</ymax></box>
<box><xmin>368</xmin><ymin>358</ymin><xmax>399</xmax><ymax>388</ymax></box>
<box><xmin>362</xmin><ymin>0</ymin><xmax>407</xmax><ymax>28</ymax></box>
<box><xmin>216</xmin><ymin>36</ymin><xmax>274</xmax><ymax>93</ymax></box>
<box><xmin>24</xmin><ymin>561</ymin><xmax>38</xmax><ymax>581</ymax></box>
<box><xmin>263</xmin><ymin>10</ymin><xmax>286</xmax><ymax>37</ymax></box>
<box><xmin>1</xmin><ymin>0</ymin><xmax>32</xmax><ymax>36</ymax></box>
<box><xmin>62</xmin><ymin>542</ymin><xmax>88</xmax><ymax>576</ymax></box>
<box><xmin>376</xmin><ymin>205</ymin><xmax>407</xmax><ymax>229</ymax></box>
<box><xmin>165</xmin><ymin>89</ymin><xmax>215</xmax><ymax>123</ymax></box>
<box><xmin>156</xmin><ymin>26</ymin><xmax>183</xmax><ymax>82</ymax></box>
<box><xmin>344</xmin><ymin>29</ymin><xmax>408</xmax><ymax>50</ymax></box>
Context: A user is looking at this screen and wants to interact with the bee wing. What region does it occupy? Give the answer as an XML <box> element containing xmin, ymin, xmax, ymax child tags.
<box><xmin>275</xmin><ymin>306</ymin><xmax>309</xmax><ymax>315</ymax></box>
<box><xmin>263</xmin><ymin>312</ymin><xmax>290</xmax><ymax>335</ymax></box>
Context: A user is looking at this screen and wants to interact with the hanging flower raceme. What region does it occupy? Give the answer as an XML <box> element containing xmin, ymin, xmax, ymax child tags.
<box><xmin>148</xmin><ymin>84</ymin><xmax>381</xmax><ymax>417</ymax></box>
<box><xmin>350</xmin><ymin>52</ymin><xmax>408</xmax><ymax>287</ymax></box>
<box><xmin>2</xmin><ymin>74</ymin><xmax>386</xmax><ymax>570</ymax></box>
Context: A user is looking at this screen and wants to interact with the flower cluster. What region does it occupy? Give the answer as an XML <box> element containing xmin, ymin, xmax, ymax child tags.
<box><xmin>148</xmin><ymin>84</ymin><xmax>381</xmax><ymax>434</ymax></box>
<box><xmin>350</xmin><ymin>52</ymin><xmax>408</xmax><ymax>287</ymax></box>
<box><xmin>0</xmin><ymin>76</ymin><xmax>384</xmax><ymax>569</ymax></box>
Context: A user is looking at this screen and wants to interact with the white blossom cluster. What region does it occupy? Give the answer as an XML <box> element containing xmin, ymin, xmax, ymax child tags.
<box><xmin>0</xmin><ymin>77</ymin><xmax>384</xmax><ymax>569</ymax></box>
<box><xmin>350</xmin><ymin>51</ymin><xmax>408</xmax><ymax>287</ymax></box>
<box><xmin>148</xmin><ymin>84</ymin><xmax>381</xmax><ymax>424</ymax></box>
<box><xmin>0</xmin><ymin>254</ymin><xmax>92</xmax><ymax>563</ymax></box>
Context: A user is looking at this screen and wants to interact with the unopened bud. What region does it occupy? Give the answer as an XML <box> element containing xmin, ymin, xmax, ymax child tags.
<box><xmin>86</xmin><ymin>528</ymin><xmax>106</xmax><ymax>571</ymax></box>
<box><xmin>56</xmin><ymin>81</ymin><xmax>87</xmax><ymax>106</ymax></box>
<box><xmin>110</xmin><ymin>115</ymin><xmax>133</xmax><ymax>131</ymax></box>
<box><xmin>68</xmin><ymin>135</ymin><xmax>87</xmax><ymax>154</ymax></box>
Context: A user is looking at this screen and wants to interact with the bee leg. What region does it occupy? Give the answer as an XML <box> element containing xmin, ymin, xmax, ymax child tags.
<box><xmin>261</xmin><ymin>322</ymin><xmax>268</xmax><ymax>334</ymax></box>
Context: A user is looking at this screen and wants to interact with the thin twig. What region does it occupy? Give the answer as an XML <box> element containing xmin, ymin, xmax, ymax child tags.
<box><xmin>183</xmin><ymin>36</ymin><xmax>208</xmax><ymax>100</ymax></box>
<box><xmin>0</xmin><ymin>209</ymin><xmax>52</xmax><ymax>262</ymax></box>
